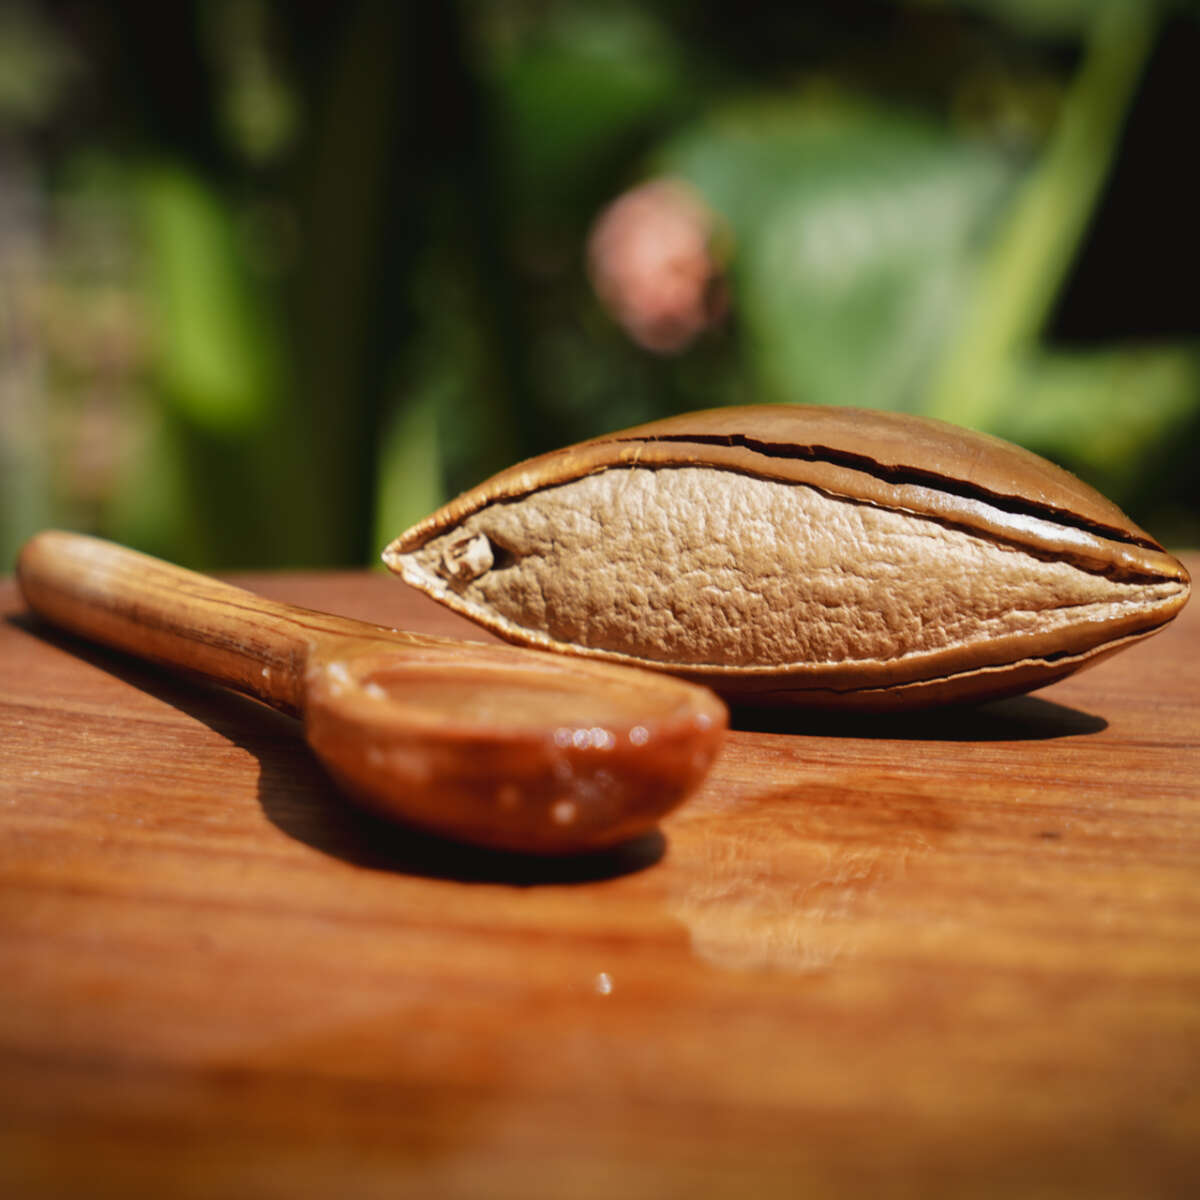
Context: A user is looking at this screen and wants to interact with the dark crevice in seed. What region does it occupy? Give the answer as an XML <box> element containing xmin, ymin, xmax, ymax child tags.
<box><xmin>614</xmin><ymin>433</ymin><xmax>1162</xmax><ymax>552</ymax></box>
<box><xmin>487</xmin><ymin>540</ymin><xmax>518</xmax><ymax>571</ymax></box>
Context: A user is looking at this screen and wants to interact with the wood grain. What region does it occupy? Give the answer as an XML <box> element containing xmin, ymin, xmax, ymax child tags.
<box><xmin>2</xmin><ymin>561</ymin><xmax>1198</xmax><ymax>1199</ymax></box>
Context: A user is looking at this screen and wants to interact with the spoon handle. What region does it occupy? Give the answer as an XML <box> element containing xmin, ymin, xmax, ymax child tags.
<box><xmin>17</xmin><ymin>531</ymin><xmax>359</xmax><ymax>715</ymax></box>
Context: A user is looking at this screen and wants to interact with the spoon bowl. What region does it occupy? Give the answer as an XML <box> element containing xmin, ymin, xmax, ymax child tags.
<box><xmin>304</xmin><ymin>636</ymin><xmax>723</xmax><ymax>852</ymax></box>
<box><xmin>17</xmin><ymin>531</ymin><xmax>726</xmax><ymax>854</ymax></box>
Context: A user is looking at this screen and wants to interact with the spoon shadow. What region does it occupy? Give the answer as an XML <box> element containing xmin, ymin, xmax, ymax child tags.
<box><xmin>730</xmin><ymin>691</ymin><xmax>1107</xmax><ymax>741</ymax></box>
<box><xmin>9</xmin><ymin>614</ymin><xmax>665</xmax><ymax>885</ymax></box>
<box><xmin>260</xmin><ymin>785</ymin><xmax>666</xmax><ymax>885</ymax></box>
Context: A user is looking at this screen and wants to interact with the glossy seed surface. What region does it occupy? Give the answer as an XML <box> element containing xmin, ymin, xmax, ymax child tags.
<box><xmin>385</xmin><ymin>406</ymin><xmax>1191</xmax><ymax>709</ymax></box>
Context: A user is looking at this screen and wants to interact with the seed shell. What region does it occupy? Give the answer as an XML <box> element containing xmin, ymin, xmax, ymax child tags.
<box><xmin>384</xmin><ymin>406</ymin><xmax>1190</xmax><ymax>709</ymax></box>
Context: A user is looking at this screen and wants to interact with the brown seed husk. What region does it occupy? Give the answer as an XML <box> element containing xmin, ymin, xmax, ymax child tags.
<box><xmin>384</xmin><ymin>406</ymin><xmax>1191</xmax><ymax>708</ymax></box>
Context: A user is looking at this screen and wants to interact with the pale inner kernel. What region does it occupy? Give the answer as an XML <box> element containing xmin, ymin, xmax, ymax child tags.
<box><xmin>402</xmin><ymin>467</ymin><xmax>1173</xmax><ymax>669</ymax></box>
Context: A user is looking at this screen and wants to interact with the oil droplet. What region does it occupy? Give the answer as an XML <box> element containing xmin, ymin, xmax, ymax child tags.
<box><xmin>551</xmin><ymin>799</ymin><xmax>578</xmax><ymax>826</ymax></box>
<box><xmin>554</xmin><ymin>727</ymin><xmax>618</xmax><ymax>751</ymax></box>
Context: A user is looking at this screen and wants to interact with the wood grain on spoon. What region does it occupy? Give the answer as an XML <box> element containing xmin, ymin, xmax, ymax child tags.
<box><xmin>16</xmin><ymin>531</ymin><xmax>727</xmax><ymax>854</ymax></box>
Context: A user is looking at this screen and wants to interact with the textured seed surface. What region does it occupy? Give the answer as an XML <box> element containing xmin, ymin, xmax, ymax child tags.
<box><xmin>385</xmin><ymin>405</ymin><xmax>1190</xmax><ymax>707</ymax></box>
<box><xmin>402</xmin><ymin>467</ymin><xmax>1179</xmax><ymax>672</ymax></box>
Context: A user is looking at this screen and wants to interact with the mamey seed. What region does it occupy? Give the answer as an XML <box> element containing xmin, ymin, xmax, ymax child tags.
<box><xmin>384</xmin><ymin>405</ymin><xmax>1190</xmax><ymax>709</ymax></box>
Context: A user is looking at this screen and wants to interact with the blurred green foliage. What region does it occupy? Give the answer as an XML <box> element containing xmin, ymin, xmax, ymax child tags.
<box><xmin>1</xmin><ymin>0</ymin><xmax>1197</xmax><ymax>571</ymax></box>
<box><xmin>659</xmin><ymin>96</ymin><xmax>1024</xmax><ymax>411</ymax></box>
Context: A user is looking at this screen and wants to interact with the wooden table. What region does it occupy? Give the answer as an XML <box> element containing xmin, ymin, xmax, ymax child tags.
<box><xmin>2</xmin><ymin>561</ymin><xmax>1198</xmax><ymax>1199</ymax></box>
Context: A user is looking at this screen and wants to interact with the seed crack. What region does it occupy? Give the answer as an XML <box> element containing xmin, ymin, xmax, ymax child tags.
<box><xmin>614</xmin><ymin>432</ymin><xmax>1159</xmax><ymax>551</ymax></box>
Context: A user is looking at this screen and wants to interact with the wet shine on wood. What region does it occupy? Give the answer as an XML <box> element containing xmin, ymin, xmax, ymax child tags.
<box><xmin>2</xmin><ymin>563</ymin><xmax>1199</xmax><ymax>1198</ymax></box>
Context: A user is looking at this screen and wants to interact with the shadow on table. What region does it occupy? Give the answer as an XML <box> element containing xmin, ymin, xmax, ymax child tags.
<box><xmin>267</xmin><ymin>797</ymin><xmax>666</xmax><ymax>886</ymax></box>
<box><xmin>731</xmin><ymin>692</ymin><xmax>1107</xmax><ymax>741</ymax></box>
<box><xmin>9</xmin><ymin>614</ymin><xmax>664</xmax><ymax>886</ymax></box>
<box><xmin>9</xmin><ymin>614</ymin><xmax>1107</xmax><ymax>878</ymax></box>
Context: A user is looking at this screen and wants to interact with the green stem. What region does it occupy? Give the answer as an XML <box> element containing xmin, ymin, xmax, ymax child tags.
<box><xmin>925</xmin><ymin>0</ymin><xmax>1160</xmax><ymax>427</ymax></box>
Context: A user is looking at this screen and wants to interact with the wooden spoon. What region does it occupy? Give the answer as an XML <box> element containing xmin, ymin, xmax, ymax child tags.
<box><xmin>16</xmin><ymin>531</ymin><xmax>727</xmax><ymax>854</ymax></box>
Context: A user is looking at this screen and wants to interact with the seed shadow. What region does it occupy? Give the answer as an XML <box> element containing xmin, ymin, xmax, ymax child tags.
<box><xmin>9</xmin><ymin>614</ymin><xmax>665</xmax><ymax>885</ymax></box>
<box><xmin>730</xmin><ymin>692</ymin><xmax>1107</xmax><ymax>741</ymax></box>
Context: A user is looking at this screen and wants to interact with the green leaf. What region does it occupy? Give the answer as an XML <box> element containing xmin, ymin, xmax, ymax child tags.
<box><xmin>660</xmin><ymin>95</ymin><xmax>1024</xmax><ymax>411</ymax></box>
<box><xmin>987</xmin><ymin>345</ymin><xmax>1200</xmax><ymax>503</ymax></box>
<box><xmin>490</xmin><ymin>6</ymin><xmax>689</xmax><ymax>210</ymax></box>
<box><xmin>137</xmin><ymin>163</ymin><xmax>280</xmax><ymax>433</ymax></box>
<box><xmin>924</xmin><ymin>0</ymin><xmax>1159</xmax><ymax>429</ymax></box>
